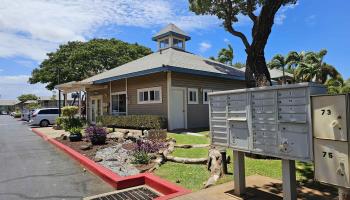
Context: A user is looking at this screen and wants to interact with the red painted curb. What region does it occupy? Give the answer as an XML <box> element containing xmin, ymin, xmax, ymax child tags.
<box><xmin>32</xmin><ymin>128</ymin><xmax>191</xmax><ymax>199</ymax></box>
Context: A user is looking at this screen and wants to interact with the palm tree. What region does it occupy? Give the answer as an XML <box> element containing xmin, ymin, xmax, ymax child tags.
<box><xmin>268</xmin><ymin>54</ymin><xmax>287</xmax><ymax>84</ymax></box>
<box><xmin>293</xmin><ymin>49</ymin><xmax>341</xmax><ymax>84</ymax></box>
<box><xmin>217</xmin><ymin>44</ymin><xmax>234</xmax><ymax>65</ymax></box>
<box><xmin>326</xmin><ymin>77</ymin><xmax>350</xmax><ymax>94</ymax></box>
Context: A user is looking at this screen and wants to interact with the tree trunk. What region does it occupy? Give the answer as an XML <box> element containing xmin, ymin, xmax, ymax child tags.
<box><xmin>245</xmin><ymin>0</ymin><xmax>284</xmax><ymax>88</ymax></box>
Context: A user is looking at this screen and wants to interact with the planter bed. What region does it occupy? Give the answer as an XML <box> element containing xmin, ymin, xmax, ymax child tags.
<box><xmin>32</xmin><ymin>128</ymin><xmax>191</xmax><ymax>200</ymax></box>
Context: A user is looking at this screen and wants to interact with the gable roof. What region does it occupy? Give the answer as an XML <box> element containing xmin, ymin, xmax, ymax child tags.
<box><xmin>152</xmin><ymin>23</ymin><xmax>191</xmax><ymax>41</ymax></box>
<box><xmin>81</xmin><ymin>48</ymin><xmax>245</xmax><ymax>84</ymax></box>
<box><xmin>0</xmin><ymin>99</ymin><xmax>19</xmax><ymax>106</ymax></box>
<box><xmin>239</xmin><ymin>67</ymin><xmax>293</xmax><ymax>79</ymax></box>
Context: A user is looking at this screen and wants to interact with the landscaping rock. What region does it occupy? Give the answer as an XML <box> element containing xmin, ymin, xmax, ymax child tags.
<box><xmin>107</xmin><ymin>132</ymin><xmax>124</xmax><ymax>139</ymax></box>
<box><xmin>80</xmin><ymin>144</ymin><xmax>92</xmax><ymax>151</ymax></box>
<box><xmin>95</xmin><ymin>144</ymin><xmax>139</xmax><ymax>176</ymax></box>
<box><xmin>60</xmin><ymin>134</ymin><xmax>67</xmax><ymax>140</ymax></box>
<box><xmin>94</xmin><ymin>157</ymin><xmax>103</xmax><ymax>162</ymax></box>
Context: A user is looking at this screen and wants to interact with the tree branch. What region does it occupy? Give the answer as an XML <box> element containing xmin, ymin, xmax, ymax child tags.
<box><xmin>247</xmin><ymin>0</ymin><xmax>257</xmax><ymax>23</ymax></box>
<box><xmin>224</xmin><ymin>0</ymin><xmax>250</xmax><ymax>50</ymax></box>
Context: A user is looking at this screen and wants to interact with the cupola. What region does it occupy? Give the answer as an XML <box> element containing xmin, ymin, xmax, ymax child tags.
<box><xmin>152</xmin><ymin>23</ymin><xmax>191</xmax><ymax>51</ymax></box>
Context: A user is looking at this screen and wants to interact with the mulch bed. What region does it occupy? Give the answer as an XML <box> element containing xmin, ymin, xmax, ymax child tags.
<box><xmin>56</xmin><ymin>138</ymin><xmax>120</xmax><ymax>160</ymax></box>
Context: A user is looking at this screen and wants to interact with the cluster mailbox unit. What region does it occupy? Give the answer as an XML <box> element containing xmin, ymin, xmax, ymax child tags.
<box><xmin>312</xmin><ymin>94</ymin><xmax>350</xmax><ymax>189</ymax></box>
<box><xmin>209</xmin><ymin>83</ymin><xmax>326</xmax><ymax>161</ymax></box>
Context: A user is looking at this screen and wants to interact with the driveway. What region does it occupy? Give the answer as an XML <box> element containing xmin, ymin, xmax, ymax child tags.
<box><xmin>0</xmin><ymin>115</ymin><xmax>113</xmax><ymax>200</ymax></box>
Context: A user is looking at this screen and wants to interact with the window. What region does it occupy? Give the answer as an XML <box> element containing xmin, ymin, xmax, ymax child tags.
<box><xmin>203</xmin><ymin>89</ymin><xmax>213</xmax><ymax>104</ymax></box>
<box><xmin>159</xmin><ymin>39</ymin><xmax>169</xmax><ymax>49</ymax></box>
<box><xmin>173</xmin><ymin>38</ymin><xmax>184</xmax><ymax>49</ymax></box>
<box><xmin>39</xmin><ymin>109</ymin><xmax>59</xmax><ymax>114</ymax></box>
<box><xmin>111</xmin><ymin>93</ymin><xmax>126</xmax><ymax>115</ymax></box>
<box><xmin>137</xmin><ymin>87</ymin><xmax>162</xmax><ymax>104</ymax></box>
<box><xmin>188</xmin><ymin>88</ymin><xmax>198</xmax><ymax>104</ymax></box>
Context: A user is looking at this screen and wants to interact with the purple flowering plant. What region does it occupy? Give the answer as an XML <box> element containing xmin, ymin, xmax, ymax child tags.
<box><xmin>85</xmin><ymin>125</ymin><xmax>108</xmax><ymax>140</ymax></box>
<box><xmin>135</xmin><ymin>139</ymin><xmax>166</xmax><ymax>154</ymax></box>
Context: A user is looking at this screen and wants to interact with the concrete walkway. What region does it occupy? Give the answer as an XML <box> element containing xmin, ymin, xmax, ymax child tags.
<box><xmin>0</xmin><ymin>115</ymin><xmax>113</xmax><ymax>200</ymax></box>
<box><xmin>174</xmin><ymin>175</ymin><xmax>337</xmax><ymax>200</ymax></box>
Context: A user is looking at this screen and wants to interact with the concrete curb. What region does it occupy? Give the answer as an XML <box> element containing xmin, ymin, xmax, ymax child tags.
<box><xmin>32</xmin><ymin>128</ymin><xmax>191</xmax><ymax>200</ymax></box>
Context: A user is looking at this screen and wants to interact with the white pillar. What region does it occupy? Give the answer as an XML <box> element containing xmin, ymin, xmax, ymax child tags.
<box><xmin>282</xmin><ymin>159</ymin><xmax>297</xmax><ymax>200</ymax></box>
<box><xmin>233</xmin><ymin>150</ymin><xmax>245</xmax><ymax>196</ymax></box>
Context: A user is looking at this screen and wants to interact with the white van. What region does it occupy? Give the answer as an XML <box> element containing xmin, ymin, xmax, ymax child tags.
<box><xmin>29</xmin><ymin>108</ymin><xmax>59</xmax><ymax>127</ymax></box>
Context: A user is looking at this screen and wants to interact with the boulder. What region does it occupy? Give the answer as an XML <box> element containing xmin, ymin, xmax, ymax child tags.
<box><xmin>107</xmin><ymin>132</ymin><xmax>124</xmax><ymax>139</ymax></box>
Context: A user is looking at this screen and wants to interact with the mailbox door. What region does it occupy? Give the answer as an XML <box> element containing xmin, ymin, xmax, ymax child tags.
<box><xmin>229</xmin><ymin>121</ymin><xmax>249</xmax><ymax>150</ymax></box>
<box><xmin>210</xmin><ymin>95</ymin><xmax>228</xmax><ymax>146</ymax></box>
<box><xmin>312</xmin><ymin>95</ymin><xmax>348</xmax><ymax>141</ymax></box>
<box><xmin>314</xmin><ymin>139</ymin><xmax>350</xmax><ymax>188</ymax></box>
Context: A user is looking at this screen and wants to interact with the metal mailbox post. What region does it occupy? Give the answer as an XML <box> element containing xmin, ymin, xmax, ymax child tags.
<box><xmin>312</xmin><ymin>94</ymin><xmax>350</xmax><ymax>198</ymax></box>
<box><xmin>209</xmin><ymin>83</ymin><xmax>326</xmax><ymax>200</ymax></box>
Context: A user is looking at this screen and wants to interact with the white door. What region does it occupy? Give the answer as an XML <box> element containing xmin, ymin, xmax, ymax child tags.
<box><xmin>90</xmin><ymin>96</ymin><xmax>102</xmax><ymax>123</ymax></box>
<box><xmin>170</xmin><ymin>88</ymin><xmax>186</xmax><ymax>130</ymax></box>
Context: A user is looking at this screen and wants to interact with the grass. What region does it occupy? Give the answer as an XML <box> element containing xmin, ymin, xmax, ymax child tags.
<box><xmin>171</xmin><ymin>148</ymin><xmax>208</xmax><ymax>158</ymax></box>
<box><xmin>154</xmin><ymin>162</ymin><xmax>210</xmax><ymax>191</ymax></box>
<box><xmin>155</xmin><ymin>131</ymin><xmax>314</xmax><ymax>191</ymax></box>
<box><xmin>167</xmin><ymin>132</ymin><xmax>210</xmax><ymax>145</ymax></box>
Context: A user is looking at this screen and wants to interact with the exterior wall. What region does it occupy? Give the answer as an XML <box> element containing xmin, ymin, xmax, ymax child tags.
<box><xmin>86</xmin><ymin>72</ymin><xmax>168</xmax><ymax>123</ymax></box>
<box><xmin>127</xmin><ymin>73</ymin><xmax>167</xmax><ymax>117</ymax></box>
<box><xmin>171</xmin><ymin>72</ymin><xmax>246</xmax><ymax>129</ymax></box>
<box><xmin>86</xmin><ymin>84</ymin><xmax>109</xmax><ymax>121</ymax></box>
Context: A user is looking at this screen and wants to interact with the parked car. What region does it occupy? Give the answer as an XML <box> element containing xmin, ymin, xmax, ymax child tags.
<box><xmin>0</xmin><ymin>111</ymin><xmax>8</xmax><ymax>115</ymax></box>
<box><xmin>29</xmin><ymin>108</ymin><xmax>59</xmax><ymax>127</ymax></box>
<box><xmin>21</xmin><ymin>109</ymin><xmax>36</xmax><ymax>121</ymax></box>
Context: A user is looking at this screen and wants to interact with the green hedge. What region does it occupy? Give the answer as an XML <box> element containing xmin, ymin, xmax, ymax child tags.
<box><xmin>97</xmin><ymin>115</ymin><xmax>167</xmax><ymax>130</ymax></box>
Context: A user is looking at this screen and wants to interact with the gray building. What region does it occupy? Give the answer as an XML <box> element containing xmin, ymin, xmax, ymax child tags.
<box><xmin>57</xmin><ymin>24</ymin><xmax>246</xmax><ymax>130</ymax></box>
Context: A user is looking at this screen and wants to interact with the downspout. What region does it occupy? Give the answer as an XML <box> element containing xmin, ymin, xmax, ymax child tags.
<box><xmin>125</xmin><ymin>78</ymin><xmax>128</xmax><ymax>115</ymax></box>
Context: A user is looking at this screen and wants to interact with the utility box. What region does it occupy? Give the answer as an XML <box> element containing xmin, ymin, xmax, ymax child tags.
<box><xmin>209</xmin><ymin>83</ymin><xmax>326</xmax><ymax>162</ymax></box>
<box><xmin>312</xmin><ymin>94</ymin><xmax>350</xmax><ymax>188</ymax></box>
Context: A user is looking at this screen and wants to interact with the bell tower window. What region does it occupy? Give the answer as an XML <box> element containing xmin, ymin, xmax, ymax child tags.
<box><xmin>159</xmin><ymin>38</ymin><xmax>169</xmax><ymax>49</ymax></box>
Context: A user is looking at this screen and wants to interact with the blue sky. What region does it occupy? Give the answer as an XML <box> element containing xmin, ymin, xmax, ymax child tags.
<box><xmin>0</xmin><ymin>0</ymin><xmax>349</xmax><ymax>99</ymax></box>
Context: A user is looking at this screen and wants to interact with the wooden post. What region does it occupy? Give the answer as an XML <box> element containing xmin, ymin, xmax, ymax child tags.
<box><xmin>220</xmin><ymin>149</ymin><xmax>228</xmax><ymax>174</ymax></box>
<box><xmin>233</xmin><ymin>150</ymin><xmax>245</xmax><ymax>196</ymax></box>
<box><xmin>282</xmin><ymin>159</ymin><xmax>297</xmax><ymax>200</ymax></box>
<box><xmin>339</xmin><ymin>188</ymin><xmax>350</xmax><ymax>200</ymax></box>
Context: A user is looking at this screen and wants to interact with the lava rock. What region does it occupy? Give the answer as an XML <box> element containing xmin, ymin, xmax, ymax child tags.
<box><xmin>61</xmin><ymin>135</ymin><xmax>67</xmax><ymax>140</ymax></box>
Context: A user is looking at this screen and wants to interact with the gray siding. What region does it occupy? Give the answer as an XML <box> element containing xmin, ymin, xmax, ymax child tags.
<box><xmin>127</xmin><ymin>73</ymin><xmax>168</xmax><ymax>117</ymax></box>
<box><xmin>171</xmin><ymin>72</ymin><xmax>246</xmax><ymax>128</ymax></box>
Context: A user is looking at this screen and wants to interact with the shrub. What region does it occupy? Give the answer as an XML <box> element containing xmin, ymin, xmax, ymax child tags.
<box><xmin>56</xmin><ymin>116</ymin><xmax>84</xmax><ymax>131</ymax></box>
<box><xmin>62</xmin><ymin>106</ymin><xmax>79</xmax><ymax>119</ymax></box>
<box><xmin>132</xmin><ymin>151</ymin><xmax>150</xmax><ymax>165</ymax></box>
<box><xmin>97</xmin><ymin>115</ymin><xmax>167</xmax><ymax>130</ymax></box>
<box><xmin>85</xmin><ymin>125</ymin><xmax>107</xmax><ymax>138</ymax></box>
<box><xmin>68</xmin><ymin>127</ymin><xmax>82</xmax><ymax>135</ymax></box>
<box><xmin>14</xmin><ymin>113</ymin><xmax>21</xmax><ymax>118</ymax></box>
<box><xmin>135</xmin><ymin>139</ymin><xmax>165</xmax><ymax>153</ymax></box>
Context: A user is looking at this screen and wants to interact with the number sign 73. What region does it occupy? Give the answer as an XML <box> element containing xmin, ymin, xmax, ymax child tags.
<box><xmin>321</xmin><ymin>109</ymin><xmax>331</xmax><ymax>115</ymax></box>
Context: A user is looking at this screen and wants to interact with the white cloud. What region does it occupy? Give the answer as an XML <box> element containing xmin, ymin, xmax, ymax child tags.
<box><xmin>224</xmin><ymin>38</ymin><xmax>230</xmax><ymax>44</ymax></box>
<box><xmin>0</xmin><ymin>0</ymin><xmax>219</xmax><ymax>61</ymax></box>
<box><xmin>305</xmin><ymin>15</ymin><xmax>316</xmax><ymax>26</ymax></box>
<box><xmin>199</xmin><ymin>42</ymin><xmax>212</xmax><ymax>53</ymax></box>
<box><xmin>0</xmin><ymin>75</ymin><xmax>52</xmax><ymax>99</ymax></box>
<box><xmin>274</xmin><ymin>1</ymin><xmax>299</xmax><ymax>25</ymax></box>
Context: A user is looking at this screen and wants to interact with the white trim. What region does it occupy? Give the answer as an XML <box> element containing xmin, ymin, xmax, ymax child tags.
<box><xmin>109</xmin><ymin>81</ymin><xmax>112</xmax><ymax>114</ymax></box>
<box><xmin>202</xmin><ymin>89</ymin><xmax>212</xmax><ymax>104</ymax></box>
<box><xmin>167</xmin><ymin>72</ymin><xmax>172</xmax><ymax>130</ymax></box>
<box><xmin>188</xmin><ymin>88</ymin><xmax>198</xmax><ymax>104</ymax></box>
<box><xmin>137</xmin><ymin>86</ymin><xmax>162</xmax><ymax>104</ymax></box>
<box><xmin>125</xmin><ymin>78</ymin><xmax>128</xmax><ymax>115</ymax></box>
<box><xmin>89</xmin><ymin>95</ymin><xmax>103</xmax><ymax>123</ymax></box>
<box><xmin>110</xmin><ymin>91</ymin><xmax>127</xmax><ymax>115</ymax></box>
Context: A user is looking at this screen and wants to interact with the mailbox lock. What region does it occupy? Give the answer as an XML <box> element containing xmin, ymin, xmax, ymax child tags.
<box><xmin>337</xmin><ymin>162</ymin><xmax>346</xmax><ymax>177</ymax></box>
